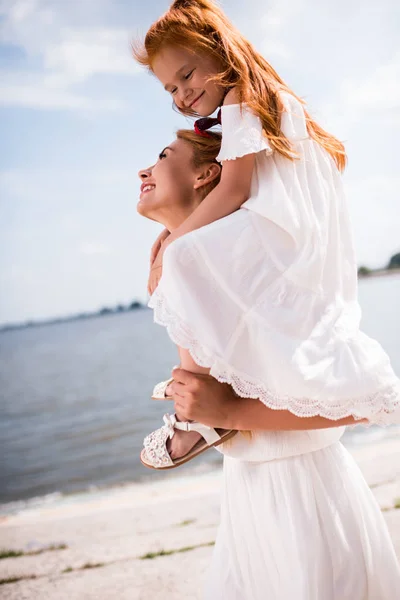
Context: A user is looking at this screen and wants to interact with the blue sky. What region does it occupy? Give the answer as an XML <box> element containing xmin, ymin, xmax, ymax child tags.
<box><xmin>0</xmin><ymin>0</ymin><xmax>399</xmax><ymax>325</ymax></box>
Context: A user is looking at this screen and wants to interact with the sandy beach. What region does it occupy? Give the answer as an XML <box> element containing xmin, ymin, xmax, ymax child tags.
<box><xmin>1</xmin><ymin>436</ymin><xmax>399</xmax><ymax>600</ymax></box>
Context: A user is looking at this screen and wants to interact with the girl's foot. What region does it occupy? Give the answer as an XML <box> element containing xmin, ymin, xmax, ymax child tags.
<box><xmin>164</xmin><ymin>382</ymin><xmax>202</xmax><ymax>459</ymax></box>
<box><xmin>166</xmin><ymin>414</ymin><xmax>203</xmax><ymax>459</ymax></box>
<box><xmin>141</xmin><ymin>414</ymin><xmax>237</xmax><ymax>470</ymax></box>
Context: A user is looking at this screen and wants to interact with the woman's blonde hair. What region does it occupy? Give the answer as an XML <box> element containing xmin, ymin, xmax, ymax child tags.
<box><xmin>176</xmin><ymin>128</ymin><xmax>221</xmax><ymax>198</ymax></box>
<box><xmin>133</xmin><ymin>0</ymin><xmax>347</xmax><ymax>172</ymax></box>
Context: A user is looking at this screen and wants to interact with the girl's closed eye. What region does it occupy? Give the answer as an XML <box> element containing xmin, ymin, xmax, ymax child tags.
<box><xmin>158</xmin><ymin>151</ymin><xmax>167</xmax><ymax>160</ymax></box>
<box><xmin>170</xmin><ymin>71</ymin><xmax>194</xmax><ymax>96</ymax></box>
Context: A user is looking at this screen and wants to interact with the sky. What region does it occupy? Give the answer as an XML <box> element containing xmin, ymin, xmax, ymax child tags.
<box><xmin>0</xmin><ymin>0</ymin><xmax>399</xmax><ymax>325</ymax></box>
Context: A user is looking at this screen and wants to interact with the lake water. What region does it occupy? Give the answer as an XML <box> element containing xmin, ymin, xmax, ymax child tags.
<box><xmin>0</xmin><ymin>275</ymin><xmax>399</xmax><ymax>513</ymax></box>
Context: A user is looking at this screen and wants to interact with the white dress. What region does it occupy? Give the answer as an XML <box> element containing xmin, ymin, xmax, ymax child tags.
<box><xmin>149</xmin><ymin>92</ymin><xmax>400</xmax><ymax>598</ymax></box>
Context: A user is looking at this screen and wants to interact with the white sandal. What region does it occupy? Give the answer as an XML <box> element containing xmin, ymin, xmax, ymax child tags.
<box><xmin>151</xmin><ymin>377</ymin><xmax>174</xmax><ymax>400</ymax></box>
<box><xmin>140</xmin><ymin>413</ymin><xmax>237</xmax><ymax>470</ymax></box>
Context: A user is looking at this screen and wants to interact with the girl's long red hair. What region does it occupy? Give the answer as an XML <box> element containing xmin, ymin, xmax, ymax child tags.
<box><xmin>133</xmin><ymin>0</ymin><xmax>346</xmax><ymax>171</ymax></box>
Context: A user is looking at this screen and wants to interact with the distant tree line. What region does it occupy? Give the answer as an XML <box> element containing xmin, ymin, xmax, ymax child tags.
<box><xmin>358</xmin><ymin>252</ymin><xmax>400</xmax><ymax>278</ymax></box>
<box><xmin>0</xmin><ymin>300</ymin><xmax>145</xmax><ymax>333</ymax></box>
<box><xmin>2</xmin><ymin>252</ymin><xmax>400</xmax><ymax>332</ymax></box>
<box><xmin>98</xmin><ymin>301</ymin><xmax>143</xmax><ymax>315</ymax></box>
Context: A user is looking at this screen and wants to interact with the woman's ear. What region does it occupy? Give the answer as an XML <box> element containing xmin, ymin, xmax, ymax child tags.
<box><xmin>193</xmin><ymin>163</ymin><xmax>221</xmax><ymax>190</ymax></box>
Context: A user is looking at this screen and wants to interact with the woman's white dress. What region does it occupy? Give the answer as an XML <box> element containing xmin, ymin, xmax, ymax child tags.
<box><xmin>149</xmin><ymin>92</ymin><xmax>400</xmax><ymax>598</ymax></box>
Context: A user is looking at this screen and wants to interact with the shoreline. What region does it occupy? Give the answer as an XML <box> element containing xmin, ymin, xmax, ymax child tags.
<box><xmin>1</xmin><ymin>424</ymin><xmax>399</xmax><ymax>518</ymax></box>
<box><xmin>0</xmin><ymin>436</ymin><xmax>399</xmax><ymax>599</ymax></box>
<box><xmin>1</xmin><ymin>267</ymin><xmax>398</xmax><ymax>332</ymax></box>
<box><xmin>358</xmin><ymin>268</ymin><xmax>400</xmax><ymax>280</ymax></box>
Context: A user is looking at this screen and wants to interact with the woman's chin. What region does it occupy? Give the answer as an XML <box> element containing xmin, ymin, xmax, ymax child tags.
<box><xmin>137</xmin><ymin>199</ymin><xmax>160</xmax><ymax>222</ymax></box>
<box><xmin>137</xmin><ymin>198</ymin><xmax>153</xmax><ymax>216</ymax></box>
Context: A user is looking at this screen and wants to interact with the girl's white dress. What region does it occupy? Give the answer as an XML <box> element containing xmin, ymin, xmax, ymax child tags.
<box><xmin>149</xmin><ymin>92</ymin><xmax>400</xmax><ymax>598</ymax></box>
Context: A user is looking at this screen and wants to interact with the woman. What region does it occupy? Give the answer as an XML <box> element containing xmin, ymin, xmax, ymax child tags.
<box><xmin>137</xmin><ymin>129</ymin><xmax>400</xmax><ymax>599</ymax></box>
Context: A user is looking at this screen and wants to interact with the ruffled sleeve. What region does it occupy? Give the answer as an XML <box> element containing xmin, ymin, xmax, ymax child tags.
<box><xmin>216</xmin><ymin>103</ymin><xmax>273</xmax><ymax>162</ymax></box>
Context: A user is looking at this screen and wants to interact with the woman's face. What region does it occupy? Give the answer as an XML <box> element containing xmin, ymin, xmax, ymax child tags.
<box><xmin>137</xmin><ymin>138</ymin><xmax>199</xmax><ymax>223</ymax></box>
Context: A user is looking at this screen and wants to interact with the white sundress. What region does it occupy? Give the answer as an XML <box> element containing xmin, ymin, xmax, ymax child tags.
<box><xmin>149</xmin><ymin>92</ymin><xmax>400</xmax><ymax>598</ymax></box>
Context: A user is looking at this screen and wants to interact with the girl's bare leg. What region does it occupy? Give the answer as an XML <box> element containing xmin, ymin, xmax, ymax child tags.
<box><xmin>166</xmin><ymin>347</ymin><xmax>210</xmax><ymax>459</ymax></box>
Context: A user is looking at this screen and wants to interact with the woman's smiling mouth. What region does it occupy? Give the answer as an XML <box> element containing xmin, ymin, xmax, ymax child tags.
<box><xmin>140</xmin><ymin>183</ymin><xmax>156</xmax><ymax>195</ymax></box>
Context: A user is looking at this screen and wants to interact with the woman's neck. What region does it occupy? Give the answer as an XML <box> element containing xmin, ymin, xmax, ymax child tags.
<box><xmin>157</xmin><ymin>199</ymin><xmax>202</xmax><ymax>232</ymax></box>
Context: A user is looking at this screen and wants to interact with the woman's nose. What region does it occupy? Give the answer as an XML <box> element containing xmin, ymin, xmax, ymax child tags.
<box><xmin>138</xmin><ymin>166</ymin><xmax>152</xmax><ymax>180</ymax></box>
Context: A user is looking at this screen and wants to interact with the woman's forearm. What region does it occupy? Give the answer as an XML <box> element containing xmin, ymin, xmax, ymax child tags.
<box><xmin>227</xmin><ymin>396</ymin><xmax>367</xmax><ymax>431</ymax></box>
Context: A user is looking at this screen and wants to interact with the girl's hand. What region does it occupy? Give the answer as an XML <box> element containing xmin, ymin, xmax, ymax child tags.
<box><xmin>150</xmin><ymin>228</ymin><xmax>170</xmax><ymax>267</ymax></box>
<box><xmin>147</xmin><ymin>233</ymin><xmax>177</xmax><ymax>295</ymax></box>
<box><xmin>147</xmin><ymin>234</ymin><xmax>175</xmax><ymax>295</ymax></box>
<box><xmin>148</xmin><ymin>251</ymin><xmax>163</xmax><ymax>296</ymax></box>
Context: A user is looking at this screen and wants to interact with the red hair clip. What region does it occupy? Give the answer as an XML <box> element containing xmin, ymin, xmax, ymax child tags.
<box><xmin>194</xmin><ymin>109</ymin><xmax>222</xmax><ymax>137</ymax></box>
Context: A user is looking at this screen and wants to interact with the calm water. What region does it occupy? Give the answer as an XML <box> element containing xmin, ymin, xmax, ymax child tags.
<box><xmin>0</xmin><ymin>275</ymin><xmax>399</xmax><ymax>509</ymax></box>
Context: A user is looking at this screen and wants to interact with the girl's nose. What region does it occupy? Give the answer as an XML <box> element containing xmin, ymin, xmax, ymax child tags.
<box><xmin>138</xmin><ymin>166</ymin><xmax>152</xmax><ymax>180</ymax></box>
<box><xmin>177</xmin><ymin>87</ymin><xmax>191</xmax><ymax>108</ymax></box>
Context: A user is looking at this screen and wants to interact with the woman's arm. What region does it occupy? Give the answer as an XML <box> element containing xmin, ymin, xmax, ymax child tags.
<box><xmin>170</xmin><ymin>369</ymin><xmax>367</xmax><ymax>430</ymax></box>
<box><xmin>227</xmin><ymin>396</ymin><xmax>367</xmax><ymax>431</ymax></box>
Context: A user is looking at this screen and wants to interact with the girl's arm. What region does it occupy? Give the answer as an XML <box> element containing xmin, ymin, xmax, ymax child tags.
<box><xmin>170</xmin><ymin>154</ymin><xmax>255</xmax><ymax>240</ymax></box>
<box><xmin>169</xmin><ymin>89</ymin><xmax>253</xmax><ymax>241</ymax></box>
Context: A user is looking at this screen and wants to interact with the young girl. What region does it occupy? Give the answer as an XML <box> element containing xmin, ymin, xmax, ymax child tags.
<box><xmin>134</xmin><ymin>2</ymin><xmax>400</xmax><ymax>595</ymax></box>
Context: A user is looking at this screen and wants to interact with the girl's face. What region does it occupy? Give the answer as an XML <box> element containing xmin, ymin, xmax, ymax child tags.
<box><xmin>152</xmin><ymin>46</ymin><xmax>225</xmax><ymax>117</ymax></box>
<box><xmin>137</xmin><ymin>138</ymin><xmax>199</xmax><ymax>223</ymax></box>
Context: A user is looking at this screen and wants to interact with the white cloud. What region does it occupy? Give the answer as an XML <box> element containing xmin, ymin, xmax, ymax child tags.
<box><xmin>340</xmin><ymin>54</ymin><xmax>400</xmax><ymax>113</ymax></box>
<box><xmin>257</xmin><ymin>5</ymin><xmax>292</xmax><ymax>60</ymax></box>
<box><xmin>256</xmin><ymin>0</ymin><xmax>310</xmax><ymax>61</ymax></box>
<box><xmin>0</xmin><ymin>74</ymin><xmax>126</xmax><ymax>111</ymax></box>
<box><xmin>0</xmin><ymin>0</ymin><xmax>139</xmax><ymax>110</ymax></box>
<box><xmin>44</xmin><ymin>29</ymin><xmax>136</xmax><ymax>81</ymax></box>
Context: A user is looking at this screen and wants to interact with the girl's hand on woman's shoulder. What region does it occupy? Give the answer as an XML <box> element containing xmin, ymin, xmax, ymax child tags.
<box><xmin>148</xmin><ymin>250</ymin><xmax>163</xmax><ymax>296</ymax></box>
<box><xmin>150</xmin><ymin>228</ymin><xmax>170</xmax><ymax>266</ymax></box>
<box><xmin>148</xmin><ymin>232</ymin><xmax>175</xmax><ymax>295</ymax></box>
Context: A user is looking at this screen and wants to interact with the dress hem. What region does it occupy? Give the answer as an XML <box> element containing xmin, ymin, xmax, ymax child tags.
<box><xmin>148</xmin><ymin>289</ymin><xmax>400</xmax><ymax>427</ymax></box>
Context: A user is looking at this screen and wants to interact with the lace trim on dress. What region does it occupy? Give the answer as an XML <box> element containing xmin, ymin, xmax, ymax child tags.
<box><xmin>148</xmin><ymin>290</ymin><xmax>400</xmax><ymax>427</ymax></box>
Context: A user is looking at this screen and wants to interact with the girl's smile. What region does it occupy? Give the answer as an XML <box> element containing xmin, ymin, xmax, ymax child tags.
<box><xmin>189</xmin><ymin>90</ymin><xmax>205</xmax><ymax>109</ymax></box>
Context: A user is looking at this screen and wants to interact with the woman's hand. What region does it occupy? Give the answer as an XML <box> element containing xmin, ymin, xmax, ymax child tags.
<box><xmin>150</xmin><ymin>228</ymin><xmax>170</xmax><ymax>266</ymax></box>
<box><xmin>168</xmin><ymin>368</ymin><xmax>237</xmax><ymax>428</ymax></box>
<box><xmin>168</xmin><ymin>368</ymin><xmax>368</xmax><ymax>432</ymax></box>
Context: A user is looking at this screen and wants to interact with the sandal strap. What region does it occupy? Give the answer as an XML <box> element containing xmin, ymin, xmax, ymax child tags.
<box><xmin>143</xmin><ymin>414</ymin><xmax>234</xmax><ymax>469</ymax></box>
<box><xmin>152</xmin><ymin>377</ymin><xmax>174</xmax><ymax>399</ymax></box>
<box><xmin>173</xmin><ymin>418</ymin><xmax>221</xmax><ymax>445</ymax></box>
